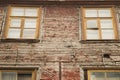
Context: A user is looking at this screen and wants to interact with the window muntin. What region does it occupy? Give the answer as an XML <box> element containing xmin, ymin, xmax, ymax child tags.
<box><xmin>5</xmin><ymin>6</ymin><xmax>41</xmax><ymax>39</ymax></box>
<box><xmin>82</xmin><ymin>7</ymin><xmax>118</xmax><ymax>40</ymax></box>
<box><xmin>0</xmin><ymin>70</ymin><xmax>36</xmax><ymax>80</ymax></box>
<box><xmin>88</xmin><ymin>70</ymin><xmax>120</xmax><ymax>80</ymax></box>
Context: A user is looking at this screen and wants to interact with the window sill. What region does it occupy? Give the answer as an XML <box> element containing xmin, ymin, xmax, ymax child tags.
<box><xmin>1</xmin><ymin>39</ymin><xmax>40</xmax><ymax>43</ymax></box>
<box><xmin>80</xmin><ymin>39</ymin><xmax>120</xmax><ymax>44</ymax></box>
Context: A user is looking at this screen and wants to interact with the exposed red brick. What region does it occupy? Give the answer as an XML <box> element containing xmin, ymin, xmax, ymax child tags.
<box><xmin>41</xmin><ymin>64</ymin><xmax>59</xmax><ymax>80</ymax></box>
<box><xmin>43</xmin><ymin>19</ymin><xmax>79</xmax><ymax>41</ymax></box>
<box><xmin>45</xmin><ymin>7</ymin><xmax>78</xmax><ymax>18</ymax></box>
<box><xmin>0</xmin><ymin>5</ymin><xmax>120</xmax><ymax>80</ymax></box>
<box><xmin>62</xmin><ymin>67</ymin><xmax>80</xmax><ymax>80</ymax></box>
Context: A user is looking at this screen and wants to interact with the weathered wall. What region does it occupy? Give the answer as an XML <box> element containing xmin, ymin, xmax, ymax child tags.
<box><xmin>0</xmin><ymin>7</ymin><xmax>4</xmax><ymax>37</ymax></box>
<box><xmin>0</xmin><ymin>5</ymin><xmax>120</xmax><ymax>80</ymax></box>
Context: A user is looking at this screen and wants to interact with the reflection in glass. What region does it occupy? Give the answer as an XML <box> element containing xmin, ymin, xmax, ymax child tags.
<box><xmin>87</xmin><ymin>20</ymin><xmax>98</xmax><ymax>28</ymax></box>
<box><xmin>7</xmin><ymin>29</ymin><xmax>20</xmax><ymax>38</ymax></box>
<box><xmin>107</xmin><ymin>72</ymin><xmax>120</xmax><ymax>80</ymax></box>
<box><xmin>10</xmin><ymin>19</ymin><xmax>21</xmax><ymax>27</ymax></box>
<box><xmin>2</xmin><ymin>72</ymin><xmax>17</xmax><ymax>80</ymax></box>
<box><xmin>11</xmin><ymin>8</ymin><xmax>24</xmax><ymax>16</ymax></box>
<box><xmin>98</xmin><ymin>9</ymin><xmax>111</xmax><ymax>17</ymax></box>
<box><xmin>18</xmin><ymin>74</ymin><xmax>32</xmax><ymax>80</ymax></box>
<box><xmin>100</xmin><ymin>20</ymin><xmax>113</xmax><ymax>28</ymax></box>
<box><xmin>87</xmin><ymin>30</ymin><xmax>99</xmax><ymax>39</ymax></box>
<box><xmin>24</xmin><ymin>19</ymin><xmax>37</xmax><ymax>28</ymax></box>
<box><xmin>91</xmin><ymin>72</ymin><xmax>104</xmax><ymax>80</ymax></box>
<box><xmin>85</xmin><ymin>10</ymin><xmax>97</xmax><ymax>17</ymax></box>
<box><xmin>25</xmin><ymin>8</ymin><xmax>38</xmax><ymax>16</ymax></box>
<box><xmin>23</xmin><ymin>29</ymin><xmax>36</xmax><ymax>38</ymax></box>
<box><xmin>102</xmin><ymin>30</ymin><xmax>114</xmax><ymax>39</ymax></box>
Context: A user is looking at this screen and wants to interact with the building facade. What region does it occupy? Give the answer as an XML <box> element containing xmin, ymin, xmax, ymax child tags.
<box><xmin>0</xmin><ymin>0</ymin><xmax>120</xmax><ymax>80</ymax></box>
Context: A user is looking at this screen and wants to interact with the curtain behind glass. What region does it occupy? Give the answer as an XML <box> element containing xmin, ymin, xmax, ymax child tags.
<box><xmin>2</xmin><ymin>72</ymin><xmax>17</xmax><ymax>80</ymax></box>
<box><xmin>91</xmin><ymin>72</ymin><xmax>104</xmax><ymax>80</ymax></box>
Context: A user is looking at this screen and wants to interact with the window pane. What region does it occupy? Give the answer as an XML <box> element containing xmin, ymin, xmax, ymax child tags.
<box><xmin>24</xmin><ymin>19</ymin><xmax>37</xmax><ymax>28</ymax></box>
<box><xmin>25</xmin><ymin>8</ymin><xmax>38</xmax><ymax>16</ymax></box>
<box><xmin>7</xmin><ymin>29</ymin><xmax>21</xmax><ymax>38</ymax></box>
<box><xmin>100</xmin><ymin>20</ymin><xmax>113</xmax><ymax>28</ymax></box>
<box><xmin>87</xmin><ymin>30</ymin><xmax>99</xmax><ymax>39</ymax></box>
<box><xmin>18</xmin><ymin>74</ymin><xmax>32</xmax><ymax>80</ymax></box>
<box><xmin>86</xmin><ymin>20</ymin><xmax>98</xmax><ymax>28</ymax></box>
<box><xmin>85</xmin><ymin>9</ymin><xmax>97</xmax><ymax>17</ymax></box>
<box><xmin>2</xmin><ymin>72</ymin><xmax>17</xmax><ymax>80</ymax></box>
<box><xmin>107</xmin><ymin>72</ymin><xmax>120</xmax><ymax>80</ymax></box>
<box><xmin>98</xmin><ymin>9</ymin><xmax>111</xmax><ymax>17</ymax></box>
<box><xmin>102</xmin><ymin>30</ymin><xmax>114</xmax><ymax>39</ymax></box>
<box><xmin>90</xmin><ymin>72</ymin><xmax>105</xmax><ymax>80</ymax></box>
<box><xmin>11</xmin><ymin>8</ymin><xmax>24</xmax><ymax>16</ymax></box>
<box><xmin>23</xmin><ymin>29</ymin><xmax>36</xmax><ymax>38</ymax></box>
<box><xmin>10</xmin><ymin>19</ymin><xmax>21</xmax><ymax>27</ymax></box>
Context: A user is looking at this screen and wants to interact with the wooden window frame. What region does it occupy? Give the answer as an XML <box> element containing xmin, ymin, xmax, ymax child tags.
<box><xmin>0</xmin><ymin>69</ymin><xmax>36</xmax><ymax>80</ymax></box>
<box><xmin>3</xmin><ymin>5</ymin><xmax>41</xmax><ymax>40</ymax></box>
<box><xmin>87</xmin><ymin>70</ymin><xmax>120</xmax><ymax>80</ymax></box>
<box><xmin>82</xmin><ymin>6</ymin><xmax>118</xmax><ymax>40</ymax></box>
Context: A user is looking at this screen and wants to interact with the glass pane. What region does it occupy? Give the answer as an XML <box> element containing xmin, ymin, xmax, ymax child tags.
<box><xmin>24</xmin><ymin>19</ymin><xmax>37</xmax><ymax>28</ymax></box>
<box><xmin>102</xmin><ymin>30</ymin><xmax>114</xmax><ymax>39</ymax></box>
<box><xmin>87</xmin><ymin>30</ymin><xmax>99</xmax><ymax>39</ymax></box>
<box><xmin>86</xmin><ymin>20</ymin><xmax>98</xmax><ymax>28</ymax></box>
<box><xmin>10</xmin><ymin>19</ymin><xmax>21</xmax><ymax>27</ymax></box>
<box><xmin>25</xmin><ymin>8</ymin><xmax>38</xmax><ymax>16</ymax></box>
<box><xmin>90</xmin><ymin>72</ymin><xmax>105</xmax><ymax>80</ymax></box>
<box><xmin>18</xmin><ymin>73</ymin><xmax>32</xmax><ymax>80</ymax></box>
<box><xmin>98</xmin><ymin>9</ymin><xmax>111</xmax><ymax>17</ymax></box>
<box><xmin>107</xmin><ymin>72</ymin><xmax>120</xmax><ymax>80</ymax></box>
<box><xmin>11</xmin><ymin>8</ymin><xmax>24</xmax><ymax>16</ymax></box>
<box><xmin>7</xmin><ymin>29</ymin><xmax>21</xmax><ymax>38</ymax></box>
<box><xmin>100</xmin><ymin>20</ymin><xmax>113</xmax><ymax>28</ymax></box>
<box><xmin>85</xmin><ymin>9</ymin><xmax>97</xmax><ymax>17</ymax></box>
<box><xmin>2</xmin><ymin>72</ymin><xmax>17</xmax><ymax>80</ymax></box>
<box><xmin>23</xmin><ymin>29</ymin><xmax>36</xmax><ymax>38</ymax></box>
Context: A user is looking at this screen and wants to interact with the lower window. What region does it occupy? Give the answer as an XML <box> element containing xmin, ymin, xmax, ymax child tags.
<box><xmin>0</xmin><ymin>70</ymin><xmax>36</xmax><ymax>80</ymax></box>
<box><xmin>88</xmin><ymin>70</ymin><xmax>120</xmax><ymax>80</ymax></box>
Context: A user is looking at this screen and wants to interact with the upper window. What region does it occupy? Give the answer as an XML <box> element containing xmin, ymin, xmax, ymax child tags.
<box><xmin>0</xmin><ymin>69</ymin><xmax>36</xmax><ymax>80</ymax></box>
<box><xmin>0</xmin><ymin>7</ymin><xmax>5</xmax><ymax>33</ymax></box>
<box><xmin>88</xmin><ymin>70</ymin><xmax>120</xmax><ymax>80</ymax></box>
<box><xmin>82</xmin><ymin>7</ymin><xmax>118</xmax><ymax>40</ymax></box>
<box><xmin>4</xmin><ymin>6</ymin><xmax>41</xmax><ymax>39</ymax></box>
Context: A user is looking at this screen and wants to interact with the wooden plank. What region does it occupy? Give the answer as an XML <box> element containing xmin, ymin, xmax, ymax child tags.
<box><xmin>0</xmin><ymin>1</ymin><xmax>120</xmax><ymax>5</ymax></box>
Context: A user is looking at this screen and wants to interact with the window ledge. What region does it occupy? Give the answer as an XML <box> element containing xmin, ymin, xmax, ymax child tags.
<box><xmin>1</xmin><ymin>39</ymin><xmax>40</xmax><ymax>43</ymax></box>
<box><xmin>80</xmin><ymin>40</ymin><xmax>120</xmax><ymax>44</ymax></box>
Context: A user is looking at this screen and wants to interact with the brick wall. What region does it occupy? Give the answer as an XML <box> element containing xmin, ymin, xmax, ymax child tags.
<box><xmin>0</xmin><ymin>5</ymin><xmax>120</xmax><ymax>80</ymax></box>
